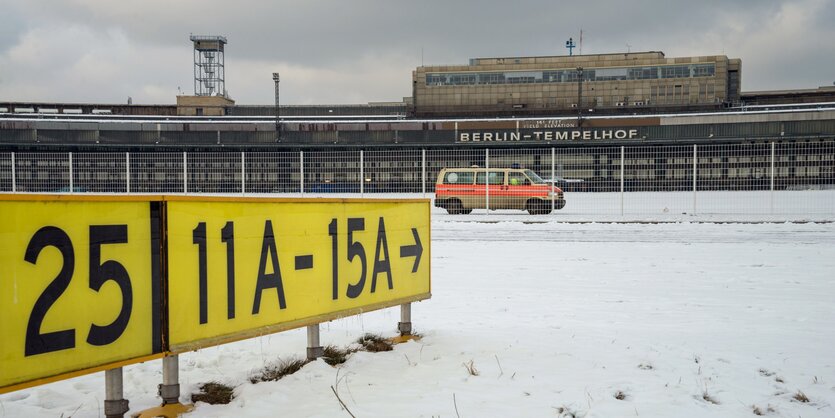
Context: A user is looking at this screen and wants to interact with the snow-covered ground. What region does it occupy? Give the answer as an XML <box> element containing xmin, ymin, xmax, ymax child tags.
<box><xmin>295</xmin><ymin>190</ymin><xmax>835</xmax><ymax>222</ymax></box>
<box><xmin>3</xmin><ymin>218</ymin><xmax>835</xmax><ymax>417</ymax></box>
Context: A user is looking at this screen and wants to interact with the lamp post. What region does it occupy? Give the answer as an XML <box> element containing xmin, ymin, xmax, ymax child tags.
<box><xmin>272</xmin><ymin>72</ymin><xmax>280</xmax><ymax>141</ymax></box>
<box><xmin>576</xmin><ymin>66</ymin><xmax>584</xmax><ymax>126</ymax></box>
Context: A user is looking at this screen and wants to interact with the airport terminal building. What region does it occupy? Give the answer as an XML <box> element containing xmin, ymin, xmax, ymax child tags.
<box><xmin>413</xmin><ymin>51</ymin><xmax>741</xmax><ymax>117</ymax></box>
<box><xmin>0</xmin><ymin>50</ymin><xmax>833</xmax><ymax>194</ymax></box>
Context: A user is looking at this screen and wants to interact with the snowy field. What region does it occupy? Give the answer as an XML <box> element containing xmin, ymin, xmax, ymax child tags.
<box><xmin>2</xmin><ymin>213</ymin><xmax>835</xmax><ymax>417</ymax></box>
<box><xmin>285</xmin><ymin>190</ymin><xmax>835</xmax><ymax>222</ymax></box>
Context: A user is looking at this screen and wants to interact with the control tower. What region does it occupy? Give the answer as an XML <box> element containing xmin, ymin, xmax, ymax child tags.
<box><xmin>190</xmin><ymin>35</ymin><xmax>227</xmax><ymax>97</ymax></box>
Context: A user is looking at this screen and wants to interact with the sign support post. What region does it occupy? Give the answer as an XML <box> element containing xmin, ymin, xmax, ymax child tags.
<box><xmin>306</xmin><ymin>325</ymin><xmax>324</xmax><ymax>360</ymax></box>
<box><xmin>104</xmin><ymin>368</ymin><xmax>129</xmax><ymax>418</ymax></box>
<box><xmin>160</xmin><ymin>355</ymin><xmax>180</xmax><ymax>405</ymax></box>
<box><xmin>398</xmin><ymin>303</ymin><xmax>412</xmax><ymax>335</ymax></box>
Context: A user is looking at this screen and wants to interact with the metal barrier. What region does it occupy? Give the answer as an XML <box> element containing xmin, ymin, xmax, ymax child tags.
<box><xmin>1</xmin><ymin>142</ymin><xmax>833</xmax><ymax>218</ymax></box>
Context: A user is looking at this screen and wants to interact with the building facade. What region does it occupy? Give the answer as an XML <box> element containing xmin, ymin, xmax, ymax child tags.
<box><xmin>413</xmin><ymin>52</ymin><xmax>741</xmax><ymax>117</ymax></box>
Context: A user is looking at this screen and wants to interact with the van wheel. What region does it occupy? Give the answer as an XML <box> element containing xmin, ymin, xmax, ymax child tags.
<box><xmin>446</xmin><ymin>199</ymin><xmax>467</xmax><ymax>215</ymax></box>
<box><xmin>527</xmin><ymin>200</ymin><xmax>552</xmax><ymax>215</ymax></box>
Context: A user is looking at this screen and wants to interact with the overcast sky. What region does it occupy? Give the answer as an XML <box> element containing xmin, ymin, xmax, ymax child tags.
<box><xmin>1</xmin><ymin>0</ymin><xmax>833</xmax><ymax>105</ymax></box>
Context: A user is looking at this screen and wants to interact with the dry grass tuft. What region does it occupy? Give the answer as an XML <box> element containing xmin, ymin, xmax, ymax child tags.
<box><xmin>322</xmin><ymin>345</ymin><xmax>351</xmax><ymax>366</ymax></box>
<box><xmin>462</xmin><ymin>359</ymin><xmax>479</xmax><ymax>376</ymax></box>
<box><xmin>792</xmin><ymin>390</ymin><xmax>809</xmax><ymax>403</ymax></box>
<box><xmin>356</xmin><ymin>333</ymin><xmax>393</xmax><ymax>352</ymax></box>
<box><xmin>250</xmin><ymin>357</ymin><xmax>309</xmax><ymax>384</ymax></box>
<box><xmin>191</xmin><ymin>382</ymin><xmax>234</xmax><ymax>405</ymax></box>
<box><xmin>554</xmin><ymin>406</ymin><xmax>579</xmax><ymax>418</ymax></box>
<box><xmin>702</xmin><ymin>390</ymin><xmax>720</xmax><ymax>405</ymax></box>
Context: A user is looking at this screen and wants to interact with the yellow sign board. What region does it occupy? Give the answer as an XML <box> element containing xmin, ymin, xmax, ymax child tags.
<box><xmin>166</xmin><ymin>198</ymin><xmax>431</xmax><ymax>352</ymax></box>
<box><xmin>0</xmin><ymin>198</ymin><xmax>161</xmax><ymax>392</ymax></box>
<box><xmin>0</xmin><ymin>196</ymin><xmax>430</xmax><ymax>393</ymax></box>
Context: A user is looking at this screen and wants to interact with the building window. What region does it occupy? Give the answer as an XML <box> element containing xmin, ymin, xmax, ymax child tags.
<box><xmin>425</xmin><ymin>63</ymin><xmax>715</xmax><ymax>86</ymax></box>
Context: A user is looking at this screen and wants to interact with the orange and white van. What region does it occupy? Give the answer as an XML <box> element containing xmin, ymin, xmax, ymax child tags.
<box><xmin>435</xmin><ymin>167</ymin><xmax>566</xmax><ymax>215</ymax></box>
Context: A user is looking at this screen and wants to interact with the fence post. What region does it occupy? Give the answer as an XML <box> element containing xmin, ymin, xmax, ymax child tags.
<box><xmin>360</xmin><ymin>149</ymin><xmax>364</xmax><ymax>196</ymax></box>
<box><xmin>183</xmin><ymin>152</ymin><xmax>188</xmax><ymax>194</ymax></box>
<box><xmin>551</xmin><ymin>147</ymin><xmax>556</xmax><ymax>212</ymax></box>
<box><xmin>11</xmin><ymin>152</ymin><xmax>16</xmax><ymax>193</ymax></box>
<box><xmin>485</xmin><ymin>148</ymin><xmax>490</xmax><ymax>214</ymax></box>
<box><xmin>126</xmin><ymin>152</ymin><xmax>130</xmax><ymax>193</ymax></box>
<box><xmin>421</xmin><ymin>149</ymin><xmax>426</xmax><ymax>198</ymax></box>
<box><xmin>770</xmin><ymin>141</ymin><xmax>775</xmax><ymax>214</ymax></box>
<box><xmin>104</xmin><ymin>368</ymin><xmax>129</xmax><ymax>418</ymax></box>
<box><xmin>693</xmin><ymin>144</ymin><xmax>697</xmax><ymax>214</ymax></box>
<box><xmin>241</xmin><ymin>151</ymin><xmax>246</xmax><ymax>195</ymax></box>
<box><xmin>300</xmin><ymin>151</ymin><xmax>305</xmax><ymax>195</ymax></box>
<box><xmin>620</xmin><ymin>146</ymin><xmax>625</xmax><ymax>216</ymax></box>
<box><xmin>69</xmin><ymin>152</ymin><xmax>74</xmax><ymax>193</ymax></box>
<box><xmin>306</xmin><ymin>325</ymin><xmax>324</xmax><ymax>360</ymax></box>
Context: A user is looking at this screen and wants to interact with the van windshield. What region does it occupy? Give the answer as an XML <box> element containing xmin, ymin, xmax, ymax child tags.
<box><xmin>524</xmin><ymin>170</ymin><xmax>547</xmax><ymax>184</ymax></box>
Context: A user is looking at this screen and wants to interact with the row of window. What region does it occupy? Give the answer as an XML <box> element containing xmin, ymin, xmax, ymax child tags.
<box><xmin>425</xmin><ymin>64</ymin><xmax>716</xmax><ymax>86</ymax></box>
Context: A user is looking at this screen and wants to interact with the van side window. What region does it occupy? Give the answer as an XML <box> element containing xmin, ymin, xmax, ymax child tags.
<box><xmin>477</xmin><ymin>171</ymin><xmax>505</xmax><ymax>185</ymax></box>
<box><xmin>508</xmin><ymin>172</ymin><xmax>530</xmax><ymax>186</ymax></box>
<box><xmin>444</xmin><ymin>171</ymin><xmax>474</xmax><ymax>184</ymax></box>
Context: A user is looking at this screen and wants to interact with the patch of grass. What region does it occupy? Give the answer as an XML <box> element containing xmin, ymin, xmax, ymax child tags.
<box><xmin>191</xmin><ymin>382</ymin><xmax>234</xmax><ymax>405</ymax></box>
<box><xmin>356</xmin><ymin>333</ymin><xmax>393</xmax><ymax>352</ymax></box>
<box><xmin>637</xmin><ymin>363</ymin><xmax>653</xmax><ymax>370</ymax></box>
<box><xmin>250</xmin><ymin>357</ymin><xmax>309</xmax><ymax>384</ymax></box>
<box><xmin>759</xmin><ymin>368</ymin><xmax>775</xmax><ymax>377</ymax></box>
<box><xmin>462</xmin><ymin>360</ymin><xmax>479</xmax><ymax>376</ymax></box>
<box><xmin>792</xmin><ymin>390</ymin><xmax>809</xmax><ymax>403</ymax></box>
<box><xmin>614</xmin><ymin>390</ymin><xmax>627</xmax><ymax>400</ymax></box>
<box><xmin>322</xmin><ymin>345</ymin><xmax>351</xmax><ymax>366</ymax></box>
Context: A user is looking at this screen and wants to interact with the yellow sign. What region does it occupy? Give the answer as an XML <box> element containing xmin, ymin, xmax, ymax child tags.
<box><xmin>0</xmin><ymin>198</ymin><xmax>161</xmax><ymax>392</ymax></box>
<box><xmin>166</xmin><ymin>198</ymin><xmax>431</xmax><ymax>352</ymax></box>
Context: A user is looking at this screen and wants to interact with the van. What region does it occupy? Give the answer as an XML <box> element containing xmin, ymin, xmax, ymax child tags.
<box><xmin>435</xmin><ymin>167</ymin><xmax>566</xmax><ymax>215</ymax></box>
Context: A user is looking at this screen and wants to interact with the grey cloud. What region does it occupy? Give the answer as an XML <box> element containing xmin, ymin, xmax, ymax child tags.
<box><xmin>0</xmin><ymin>0</ymin><xmax>833</xmax><ymax>104</ymax></box>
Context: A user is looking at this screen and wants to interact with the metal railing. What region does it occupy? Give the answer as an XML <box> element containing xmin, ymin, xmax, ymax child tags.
<box><xmin>1</xmin><ymin>142</ymin><xmax>833</xmax><ymax>219</ymax></box>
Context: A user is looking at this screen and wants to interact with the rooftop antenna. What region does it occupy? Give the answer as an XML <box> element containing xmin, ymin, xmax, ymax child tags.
<box><xmin>626</xmin><ymin>43</ymin><xmax>632</xmax><ymax>53</ymax></box>
<box><xmin>579</xmin><ymin>29</ymin><xmax>583</xmax><ymax>55</ymax></box>
<box><xmin>190</xmin><ymin>35</ymin><xmax>227</xmax><ymax>97</ymax></box>
<box><xmin>565</xmin><ymin>37</ymin><xmax>576</xmax><ymax>56</ymax></box>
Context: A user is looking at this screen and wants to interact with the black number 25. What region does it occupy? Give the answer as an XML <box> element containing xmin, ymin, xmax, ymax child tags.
<box><xmin>24</xmin><ymin>225</ymin><xmax>133</xmax><ymax>356</ymax></box>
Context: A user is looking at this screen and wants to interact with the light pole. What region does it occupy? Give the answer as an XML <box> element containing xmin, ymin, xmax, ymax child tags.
<box><xmin>273</xmin><ymin>72</ymin><xmax>280</xmax><ymax>141</ymax></box>
<box><xmin>576</xmin><ymin>67</ymin><xmax>584</xmax><ymax>126</ymax></box>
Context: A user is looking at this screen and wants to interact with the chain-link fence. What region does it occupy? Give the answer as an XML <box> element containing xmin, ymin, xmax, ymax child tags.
<box><xmin>1</xmin><ymin>142</ymin><xmax>833</xmax><ymax>218</ymax></box>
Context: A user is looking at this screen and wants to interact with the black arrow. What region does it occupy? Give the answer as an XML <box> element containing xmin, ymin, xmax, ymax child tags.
<box><xmin>399</xmin><ymin>228</ymin><xmax>423</xmax><ymax>273</ymax></box>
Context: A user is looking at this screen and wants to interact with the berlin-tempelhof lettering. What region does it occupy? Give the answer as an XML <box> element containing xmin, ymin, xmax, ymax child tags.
<box><xmin>458</xmin><ymin>129</ymin><xmax>640</xmax><ymax>142</ymax></box>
